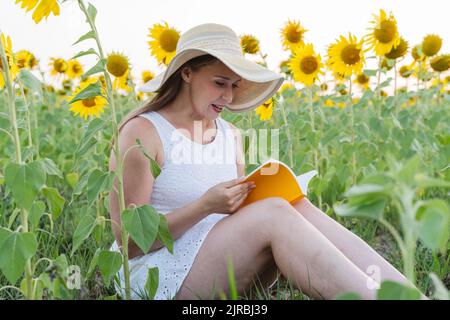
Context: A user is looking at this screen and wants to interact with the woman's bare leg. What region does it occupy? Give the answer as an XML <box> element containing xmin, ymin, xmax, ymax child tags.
<box><xmin>176</xmin><ymin>197</ymin><xmax>378</xmax><ymax>300</ymax></box>
<box><xmin>292</xmin><ymin>197</ymin><xmax>416</xmax><ymax>289</ymax></box>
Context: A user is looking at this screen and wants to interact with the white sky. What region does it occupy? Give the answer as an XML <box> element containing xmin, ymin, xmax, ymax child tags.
<box><xmin>1</xmin><ymin>0</ymin><xmax>449</xmax><ymax>86</ymax></box>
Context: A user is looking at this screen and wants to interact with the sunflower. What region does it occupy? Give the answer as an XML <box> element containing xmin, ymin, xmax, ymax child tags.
<box><xmin>255</xmin><ymin>98</ymin><xmax>274</xmax><ymax>121</ymax></box>
<box><xmin>148</xmin><ymin>21</ymin><xmax>180</xmax><ymax>66</ymax></box>
<box><xmin>327</xmin><ymin>33</ymin><xmax>365</xmax><ymax>78</ymax></box>
<box><xmin>49</xmin><ymin>57</ymin><xmax>67</xmax><ymax>76</ymax></box>
<box><xmin>68</xmin><ymin>78</ymin><xmax>108</xmax><ymax>120</ymax></box>
<box><xmin>106</xmin><ymin>52</ymin><xmax>129</xmax><ymax>78</ymax></box>
<box><xmin>15</xmin><ymin>50</ymin><xmax>38</xmax><ymax>69</ymax></box>
<box><xmin>279</xmin><ymin>82</ymin><xmax>294</xmax><ymax>95</ymax></box>
<box><xmin>288</xmin><ymin>44</ymin><xmax>324</xmax><ymax>86</ymax></box>
<box><xmin>365</xmin><ymin>9</ymin><xmax>401</xmax><ymax>56</ymax></box>
<box><xmin>0</xmin><ymin>33</ymin><xmax>19</xmax><ymax>88</ymax></box>
<box><xmin>421</xmin><ymin>34</ymin><xmax>442</xmax><ymax>57</ymax></box>
<box><xmin>280</xmin><ymin>19</ymin><xmax>308</xmax><ymax>52</ymax></box>
<box><xmin>355</xmin><ymin>73</ymin><xmax>370</xmax><ymax>89</ymax></box>
<box><xmin>240</xmin><ymin>34</ymin><xmax>260</xmax><ymax>55</ymax></box>
<box><xmin>66</xmin><ymin>59</ymin><xmax>84</xmax><ymax>79</ymax></box>
<box><xmin>385</xmin><ymin>37</ymin><xmax>408</xmax><ymax>60</ymax></box>
<box><xmin>141</xmin><ymin>70</ymin><xmax>154</xmax><ymax>83</ymax></box>
<box><xmin>113</xmin><ymin>69</ymin><xmax>132</xmax><ymax>92</ymax></box>
<box><xmin>15</xmin><ymin>0</ymin><xmax>60</xmax><ymax>24</ymax></box>
<box><xmin>430</xmin><ymin>54</ymin><xmax>450</xmax><ymax>72</ymax></box>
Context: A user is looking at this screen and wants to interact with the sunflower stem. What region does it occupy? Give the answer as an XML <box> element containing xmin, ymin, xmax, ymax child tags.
<box><xmin>19</xmin><ymin>83</ymin><xmax>34</xmax><ymax>158</ymax></box>
<box><xmin>348</xmin><ymin>78</ymin><xmax>356</xmax><ymax>185</ymax></box>
<box><xmin>77</xmin><ymin>0</ymin><xmax>131</xmax><ymax>300</ymax></box>
<box><xmin>376</xmin><ymin>57</ymin><xmax>382</xmax><ymax>119</ymax></box>
<box><xmin>279</xmin><ymin>101</ymin><xmax>293</xmax><ymax>168</ymax></box>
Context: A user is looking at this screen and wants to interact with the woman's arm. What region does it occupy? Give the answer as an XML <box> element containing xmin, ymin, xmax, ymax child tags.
<box><xmin>109</xmin><ymin>117</ymin><xmax>213</xmax><ymax>259</ymax></box>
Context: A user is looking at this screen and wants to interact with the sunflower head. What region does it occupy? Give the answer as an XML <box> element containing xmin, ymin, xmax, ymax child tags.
<box><xmin>279</xmin><ymin>59</ymin><xmax>292</xmax><ymax>76</ymax></box>
<box><xmin>49</xmin><ymin>57</ymin><xmax>68</xmax><ymax>76</ymax></box>
<box><xmin>15</xmin><ymin>0</ymin><xmax>60</xmax><ymax>24</ymax></box>
<box><xmin>106</xmin><ymin>53</ymin><xmax>129</xmax><ymax>78</ymax></box>
<box><xmin>289</xmin><ymin>44</ymin><xmax>324</xmax><ymax>86</ymax></box>
<box><xmin>148</xmin><ymin>21</ymin><xmax>180</xmax><ymax>66</ymax></box>
<box><xmin>15</xmin><ymin>50</ymin><xmax>38</xmax><ymax>69</ymax></box>
<box><xmin>385</xmin><ymin>37</ymin><xmax>408</xmax><ymax>60</ymax></box>
<box><xmin>255</xmin><ymin>98</ymin><xmax>275</xmax><ymax>121</ymax></box>
<box><xmin>327</xmin><ymin>33</ymin><xmax>365</xmax><ymax>77</ymax></box>
<box><xmin>365</xmin><ymin>9</ymin><xmax>401</xmax><ymax>56</ymax></box>
<box><xmin>240</xmin><ymin>34</ymin><xmax>260</xmax><ymax>54</ymax></box>
<box><xmin>0</xmin><ymin>33</ymin><xmax>19</xmax><ymax>87</ymax></box>
<box><xmin>356</xmin><ymin>73</ymin><xmax>370</xmax><ymax>88</ymax></box>
<box><xmin>320</xmin><ymin>83</ymin><xmax>328</xmax><ymax>91</ymax></box>
<box><xmin>67</xmin><ymin>59</ymin><xmax>84</xmax><ymax>79</ymax></box>
<box><xmin>280</xmin><ymin>19</ymin><xmax>308</xmax><ymax>52</ymax></box>
<box><xmin>421</xmin><ymin>34</ymin><xmax>442</xmax><ymax>57</ymax></box>
<box><xmin>430</xmin><ymin>54</ymin><xmax>450</xmax><ymax>72</ymax></box>
<box><xmin>141</xmin><ymin>70</ymin><xmax>154</xmax><ymax>83</ymax></box>
<box><xmin>68</xmin><ymin>78</ymin><xmax>108</xmax><ymax>120</ymax></box>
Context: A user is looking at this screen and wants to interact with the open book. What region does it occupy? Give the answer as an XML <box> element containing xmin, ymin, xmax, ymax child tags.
<box><xmin>238</xmin><ymin>159</ymin><xmax>318</xmax><ymax>209</ymax></box>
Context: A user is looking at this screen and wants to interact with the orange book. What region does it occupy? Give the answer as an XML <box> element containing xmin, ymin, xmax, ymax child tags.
<box><xmin>239</xmin><ymin>159</ymin><xmax>318</xmax><ymax>209</ymax></box>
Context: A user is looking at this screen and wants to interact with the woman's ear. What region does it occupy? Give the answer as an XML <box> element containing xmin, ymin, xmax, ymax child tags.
<box><xmin>181</xmin><ymin>67</ymin><xmax>192</xmax><ymax>83</ymax></box>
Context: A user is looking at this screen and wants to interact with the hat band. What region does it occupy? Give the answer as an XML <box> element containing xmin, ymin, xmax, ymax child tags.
<box><xmin>177</xmin><ymin>34</ymin><xmax>242</xmax><ymax>55</ymax></box>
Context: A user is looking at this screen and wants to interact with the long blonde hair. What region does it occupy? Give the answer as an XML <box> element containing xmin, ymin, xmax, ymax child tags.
<box><xmin>118</xmin><ymin>54</ymin><xmax>219</xmax><ymax>132</ymax></box>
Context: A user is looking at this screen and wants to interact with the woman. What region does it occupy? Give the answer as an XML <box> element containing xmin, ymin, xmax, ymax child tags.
<box><xmin>109</xmin><ymin>23</ymin><xmax>420</xmax><ymax>300</ymax></box>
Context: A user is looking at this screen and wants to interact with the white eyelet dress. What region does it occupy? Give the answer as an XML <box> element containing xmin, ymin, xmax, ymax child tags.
<box><xmin>110</xmin><ymin>110</ymin><xmax>238</xmax><ymax>299</ymax></box>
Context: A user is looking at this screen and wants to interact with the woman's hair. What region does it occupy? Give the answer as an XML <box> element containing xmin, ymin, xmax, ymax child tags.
<box><xmin>118</xmin><ymin>54</ymin><xmax>219</xmax><ymax>132</ymax></box>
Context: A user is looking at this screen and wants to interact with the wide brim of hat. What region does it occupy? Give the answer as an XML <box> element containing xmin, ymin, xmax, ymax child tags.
<box><xmin>138</xmin><ymin>48</ymin><xmax>285</xmax><ymax>113</ymax></box>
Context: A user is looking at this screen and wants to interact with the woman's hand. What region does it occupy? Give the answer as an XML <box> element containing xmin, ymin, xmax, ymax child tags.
<box><xmin>200</xmin><ymin>177</ymin><xmax>256</xmax><ymax>214</ymax></box>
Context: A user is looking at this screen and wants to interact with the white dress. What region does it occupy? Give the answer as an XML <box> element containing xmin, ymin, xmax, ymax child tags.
<box><xmin>110</xmin><ymin>110</ymin><xmax>238</xmax><ymax>299</ymax></box>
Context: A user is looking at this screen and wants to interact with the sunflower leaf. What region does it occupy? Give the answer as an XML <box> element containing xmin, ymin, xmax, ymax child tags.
<box><xmin>82</xmin><ymin>59</ymin><xmax>106</xmax><ymax>78</ymax></box>
<box><xmin>73</xmin><ymin>30</ymin><xmax>96</xmax><ymax>46</ymax></box>
<box><xmin>17</xmin><ymin>69</ymin><xmax>43</xmax><ymax>100</ymax></box>
<box><xmin>68</xmin><ymin>82</ymin><xmax>103</xmax><ymax>104</ymax></box>
<box><xmin>87</xmin><ymin>3</ymin><xmax>97</xmax><ymax>24</ymax></box>
<box><xmin>136</xmin><ymin>138</ymin><xmax>161</xmax><ymax>179</ymax></box>
<box><xmin>71</xmin><ymin>48</ymin><xmax>98</xmax><ymax>60</ymax></box>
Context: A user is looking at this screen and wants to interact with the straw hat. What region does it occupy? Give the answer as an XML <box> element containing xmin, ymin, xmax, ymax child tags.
<box><xmin>138</xmin><ymin>23</ymin><xmax>285</xmax><ymax>113</ymax></box>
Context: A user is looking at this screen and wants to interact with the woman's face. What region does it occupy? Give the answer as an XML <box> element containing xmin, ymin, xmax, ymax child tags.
<box><xmin>182</xmin><ymin>60</ymin><xmax>242</xmax><ymax>120</ymax></box>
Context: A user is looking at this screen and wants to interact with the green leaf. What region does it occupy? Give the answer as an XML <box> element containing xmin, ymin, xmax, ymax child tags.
<box><xmin>4</xmin><ymin>161</ymin><xmax>46</xmax><ymax>211</ymax></box>
<box><xmin>71</xmin><ymin>214</ymin><xmax>97</xmax><ymax>256</ymax></box>
<box><xmin>145</xmin><ymin>267</ymin><xmax>159</xmax><ymax>300</ymax></box>
<box><xmin>376</xmin><ymin>281</ymin><xmax>422</xmax><ymax>300</ymax></box>
<box><xmin>82</xmin><ymin>59</ymin><xmax>106</xmax><ymax>78</ymax></box>
<box><xmin>17</xmin><ymin>69</ymin><xmax>43</xmax><ymax>99</ymax></box>
<box><xmin>122</xmin><ymin>205</ymin><xmax>160</xmax><ymax>253</ymax></box>
<box><xmin>363</xmin><ymin>69</ymin><xmax>377</xmax><ymax>77</ymax></box>
<box><xmin>136</xmin><ymin>138</ymin><xmax>161</xmax><ymax>179</ymax></box>
<box><xmin>38</xmin><ymin>158</ymin><xmax>63</xmax><ymax>179</ymax></box>
<box><xmin>98</xmin><ymin>250</ymin><xmax>123</xmax><ymax>286</ymax></box>
<box><xmin>29</xmin><ymin>201</ymin><xmax>46</xmax><ymax>229</ymax></box>
<box><xmin>65</xmin><ymin>172</ymin><xmax>79</xmax><ymax>189</ymax></box>
<box><xmin>416</xmin><ymin>200</ymin><xmax>450</xmax><ymax>252</ymax></box>
<box><xmin>74</xmin><ymin>117</ymin><xmax>106</xmax><ymax>158</ymax></box>
<box><xmin>86</xmin><ymin>247</ymin><xmax>101</xmax><ymax>279</ymax></box>
<box><xmin>87</xmin><ymin>169</ymin><xmax>115</xmax><ymax>207</ymax></box>
<box><xmin>87</xmin><ymin>3</ymin><xmax>97</xmax><ymax>24</ymax></box>
<box><xmin>73</xmin><ymin>30</ymin><xmax>96</xmax><ymax>45</ymax></box>
<box><xmin>71</xmin><ymin>48</ymin><xmax>98</xmax><ymax>60</ymax></box>
<box><xmin>397</xmin><ymin>155</ymin><xmax>421</xmax><ymax>185</ymax></box>
<box><xmin>157</xmin><ymin>214</ymin><xmax>174</xmax><ymax>254</ymax></box>
<box><xmin>68</xmin><ymin>81</ymin><xmax>103</xmax><ymax>104</ymax></box>
<box><xmin>0</xmin><ymin>228</ymin><xmax>38</xmax><ymax>284</ymax></box>
<box><xmin>414</xmin><ymin>174</ymin><xmax>450</xmax><ymax>189</ymax></box>
<box><xmin>42</xmin><ymin>186</ymin><xmax>65</xmax><ymax>221</ymax></box>
<box><xmin>345</xmin><ymin>184</ymin><xmax>387</xmax><ymax>198</ymax></box>
<box><xmin>334</xmin><ymin>198</ymin><xmax>387</xmax><ymax>220</ymax></box>
<box><xmin>333</xmin><ymin>292</ymin><xmax>362</xmax><ymax>300</ymax></box>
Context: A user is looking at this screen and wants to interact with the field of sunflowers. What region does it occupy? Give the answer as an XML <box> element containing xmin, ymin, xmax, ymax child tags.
<box><xmin>0</xmin><ymin>0</ymin><xmax>449</xmax><ymax>300</ymax></box>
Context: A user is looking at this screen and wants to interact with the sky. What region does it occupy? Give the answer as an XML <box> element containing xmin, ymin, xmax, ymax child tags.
<box><xmin>1</xmin><ymin>0</ymin><xmax>449</xmax><ymax>87</ymax></box>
